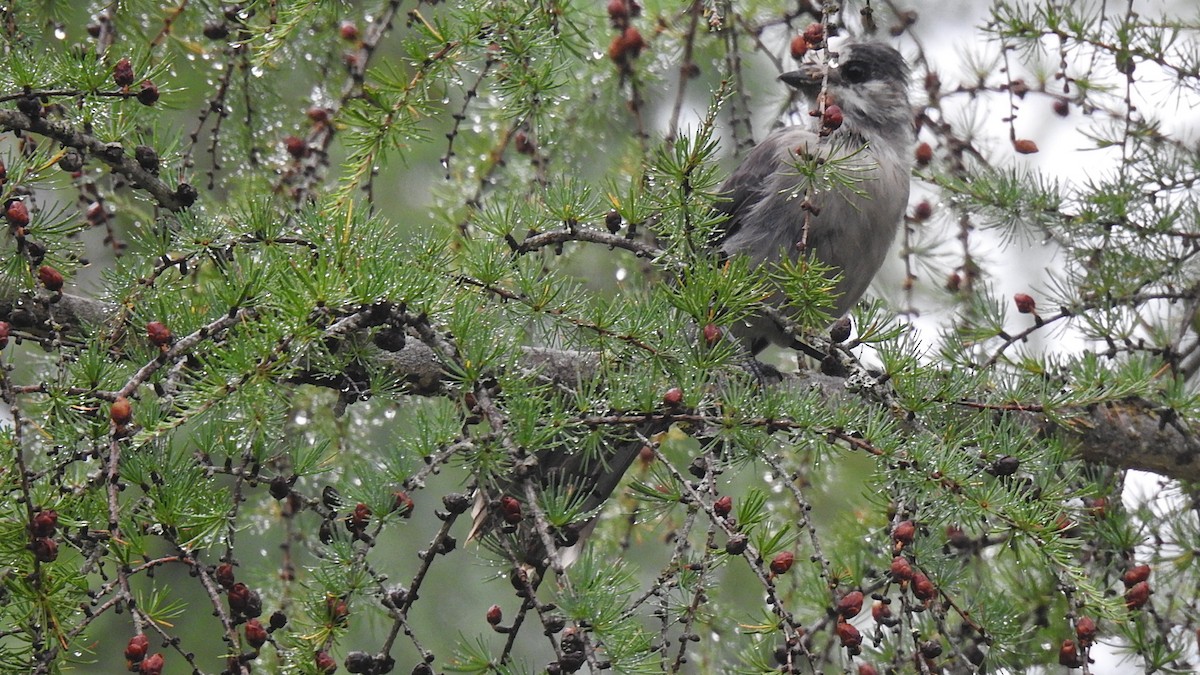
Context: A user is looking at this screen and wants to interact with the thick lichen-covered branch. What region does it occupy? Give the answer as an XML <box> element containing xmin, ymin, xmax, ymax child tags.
<box><xmin>5</xmin><ymin>288</ymin><xmax>1197</xmax><ymax>483</ymax></box>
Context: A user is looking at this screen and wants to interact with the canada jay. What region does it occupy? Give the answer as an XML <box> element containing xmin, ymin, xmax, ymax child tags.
<box><xmin>717</xmin><ymin>41</ymin><xmax>913</xmax><ymax>353</ymax></box>
<box><xmin>474</xmin><ymin>42</ymin><xmax>913</xmax><ymax>566</ymax></box>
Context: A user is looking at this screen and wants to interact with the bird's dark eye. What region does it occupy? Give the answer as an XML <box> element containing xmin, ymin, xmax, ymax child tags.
<box><xmin>841</xmin><ymin>61</ymin><xmax>870</xmax><ymax>84</ymax></box>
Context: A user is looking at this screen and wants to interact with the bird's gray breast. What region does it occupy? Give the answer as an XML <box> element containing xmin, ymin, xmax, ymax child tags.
<box><xmin>718</xmin><ymin>126</ymin><xmax>910</xmax><ymax>317</ymax></box>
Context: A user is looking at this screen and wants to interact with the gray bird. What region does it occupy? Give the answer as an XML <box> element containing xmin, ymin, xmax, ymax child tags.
<box><xmin>716</xmin><ymin>41</ymin><xmax>913</xmax><ymax>354</ymax></box>
<box><xmin>471</xmin><ymin>42</ymin><xmax>913</xmax><ymax>569</ymax></box>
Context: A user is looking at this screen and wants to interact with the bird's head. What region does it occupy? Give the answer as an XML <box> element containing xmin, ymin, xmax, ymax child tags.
<box><xmin>781</xmin><ymin>42</ymin><xmax>913</xmax><ymax>144</ymax></box>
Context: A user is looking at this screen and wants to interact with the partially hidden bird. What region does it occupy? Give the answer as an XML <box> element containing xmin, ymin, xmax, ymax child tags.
<box><xmin>716</xmin><ymin>41</ymin><xmax>913</xmax><ymax>354</ymax></box>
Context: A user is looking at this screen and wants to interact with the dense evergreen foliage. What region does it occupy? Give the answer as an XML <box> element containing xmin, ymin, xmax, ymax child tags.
<box><xmin>1</xmin><ymin>1</ymin><xmax>1199</xmax><ymax>673</ymax></box>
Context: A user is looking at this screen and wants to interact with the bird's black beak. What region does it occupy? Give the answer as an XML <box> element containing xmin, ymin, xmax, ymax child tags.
<box><xmin>779</xmin><ymin>64</ymin><xmax>825</xmax><ymax>92</ymax></box>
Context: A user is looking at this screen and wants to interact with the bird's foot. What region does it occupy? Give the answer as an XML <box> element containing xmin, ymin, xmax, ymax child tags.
<box><xmin>741</xmin><ymin>358</ymin><xmax>785</xmax><ymax>387</ymax></box>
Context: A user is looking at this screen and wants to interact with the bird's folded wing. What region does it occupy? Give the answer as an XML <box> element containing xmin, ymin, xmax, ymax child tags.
<box><xmin>713</xmin><ymin>127</ymin><xmax>825</xmax><ymax>245</ymax></box>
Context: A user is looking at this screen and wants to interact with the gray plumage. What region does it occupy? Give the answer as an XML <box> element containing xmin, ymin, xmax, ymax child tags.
<box><xmin>716</xmin><ymin>42</ymin><xmax>913</xmax><ymax>353</ymax></box>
